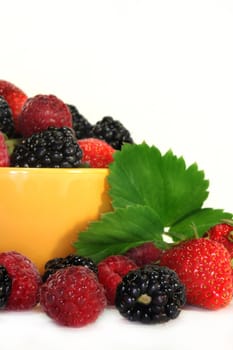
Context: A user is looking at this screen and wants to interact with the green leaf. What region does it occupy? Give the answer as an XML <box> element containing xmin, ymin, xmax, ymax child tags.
<box><xmin>74</xmin><ymin>142</ymin><xmax>232</xmax><ymax>261</ymax></box>
<box><xmin>169</xmin><ymin>208</ymin><xmax>233</xmax><ymax>241</ymax></box>
<box><xmin>74</xmin><ymin>205</ymin><xmax>167</xmax><ymax>262</ymax></box>
<box><xmin>109</xmin><ymin>143</ymin><xmax>209</xmax><ymax>226</ymax></box>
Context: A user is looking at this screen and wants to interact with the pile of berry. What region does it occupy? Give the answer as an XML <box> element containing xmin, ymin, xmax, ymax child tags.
<box><xmin>0</xmin><ymin>222</ymin><xmax>233</xmax><ymax>327</ymax></box>
<box><xmin>0</xmin><ymin>80</ymin><xmax>134</xmax><ymax>168</ymax></box>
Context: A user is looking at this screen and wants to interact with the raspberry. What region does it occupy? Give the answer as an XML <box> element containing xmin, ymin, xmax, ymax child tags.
<box><xmin>17</xmin><ymin>94</ymin><xmax>72</xmax><ymax>137</ymax></box>
<box><xmin>97</xmin><ymin>255</ymin><xmax>138</xmax><ymax>304</ymax></box>
<box><xmin>0</xmin><ymin>251</ymin><xmax>42</xmax><ymax>310</ymax></box>
<box><xmin>78</xmin><ymin>138</ymin><xmax>115</xmax><ymax>168</ymax></box>
<box><xmin>0</xmin><ymin>96</ymin><xmax>15</xmax><ymax>138</ymax></box>
<box><xmin>125</xmin><ymin>242</ymin><xmax>163</xmax><ymax>267</ymax></box>
<box><xmin>0</xmin><ymin>131</ymin><xmax>10</xmax><ymax>167</ymax></box>
<box><xmin>0</xmin><ymin>79</ymin><xmax>27</xmax><ymax>131</ymax></box>
<box><xmin>0</xmin><ymin>265</ymin><xmax>12</xmax><ymax>308</ymax></box>
<box><xmin>90</xmin><ymin>116</ymin><xmax>134</xmax><ymax>150</ymax></box>
<box><xmin>67</xmin><ymin>104</ymin><xmax>93</xmax><ymax>139</ymax></box>
<box><xmin>40</xmin><ymin>266</ymin><xmax>107</xmax><ymax>327</ymax></box>
<box><xmin>10</xmin><ymin>127</ymin><xmax>83</xmax><ymax>168</ymax></box>
<box><xmin>115</xmin><ymin>265</ymin><xmax>186</xmax><ymax>324</ymax></box>
<box><xmin>42</xmin><ymin>254</ymin><xmax>98</xmax><ymax>282</ymax></box>
<box><xmin>160</xmin><ymin>238</ymin><xmax>233</xmax><ymax>310</ymax></box>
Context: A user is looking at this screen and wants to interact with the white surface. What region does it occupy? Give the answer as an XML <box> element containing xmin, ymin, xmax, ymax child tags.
<box><xmin>0</xmin><ymin>0</ymin><xmax>233</xmax><ymax>349</ymax></box>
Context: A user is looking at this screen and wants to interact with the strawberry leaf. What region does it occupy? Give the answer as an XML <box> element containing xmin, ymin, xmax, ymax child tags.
<box><xmin>169</xmin><ymin>208</ymin><xmax>233</xmax><ymax>241</ymax></box>
<box><xmin>109</xmin><ymin>143</ymin><xmax>209</xmax><ymax>226</ymax></box>
<box><xmin>74</xmin><ymin>205</ymin><xmax>167</xmax><ymax>262</ymax></box>
<box><xmin>74</xmin><ymin>142</ymin><xmax>232</xmax><ymax>261</ymax></box>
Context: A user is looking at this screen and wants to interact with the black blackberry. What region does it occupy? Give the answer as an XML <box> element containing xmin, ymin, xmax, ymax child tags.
<box><xmin>10</xmin><ymin>126</ymin><xmax>83</xmax><ymax>168</ymax></box>
<box><xmin>115</xmin><ymin>265</ymin><xmax>186</xmax><ymax>324</ymax></box>
<box><xmin>42</xmin><ymin>254</ymin><xmax>98</xmax><ymax>282</ymax></box>
<box><xmin>67</xmin><ymin>104</ymin><xmax>93</xmax><ymax>139</ymax></box>
<box><xmin>90</xmin><ymin>116</ymin><xmax>134</xmax><ymax>150</ymax></box>
<box><xmin>0</xmin><ymin>265</ymin><xmax>12</xmax><ymax>308</ymax></box>
<box><xmin>0</xmin><ymin>96</ymin><xmax>15</xmax><ymax>138</ymax></box>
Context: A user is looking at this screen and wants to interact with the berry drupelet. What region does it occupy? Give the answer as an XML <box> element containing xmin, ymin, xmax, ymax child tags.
<box><xmin>67</xmin><ymin>104</ymin><xmax>93</xmax><ymax>139</ymax></box>
<box><xmin>40</xmin><ymin>266</ymin><xmax>107</xmax><ymax>327</ymax></box>
<box><xmin>91</xmin><ymin>116</ymin><xmax>134</xmax><ymax>150</ymax></box>
<box><xmin>10</xmin><ymin>126</ymin><xmax>83</xmax><ymax>168</ymax></box>
<box><xmin>42</xmin><ymin>254</ymin><xmax>98</xmax><ymax>282</ymax></box>
<box><xmin>115</xmin><ymin>265</ymin><xmax>186</xmax><ymax>324</ymax></box>
<box><xmin>0</xmin><ymin>96</ymin><xmax>15</xmax><ymax>138</ymax></box>
<box><xmin>0</xmin><ymin>265</ymin><xmax>12</xmax><ymax>308</ymax></box>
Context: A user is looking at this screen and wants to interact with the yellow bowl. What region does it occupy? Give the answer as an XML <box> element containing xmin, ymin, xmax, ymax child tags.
<box><xmin>0</xmin><ymin>167</ymin><xmax>111</xmax><ymax>273</ymax></box>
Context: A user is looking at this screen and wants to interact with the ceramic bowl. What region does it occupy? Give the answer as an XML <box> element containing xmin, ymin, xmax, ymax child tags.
<box><xmin>0</xmin><ymin>167</ymin><xmax>111</xmax><ymax>272</ymax></box>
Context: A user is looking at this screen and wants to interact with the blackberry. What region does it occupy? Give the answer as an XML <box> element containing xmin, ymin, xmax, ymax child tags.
<box><xmin>42</xmin><ymin>254</ymin><xmax>98</xmax><ymax>282</ymax></box>
<box><xmin>10</xmin><ymin>126</ymin><xmax>83</xmax><ymax>168</ymax></box>
<box><xmin>115</xmin><ymin>265</ymin><xmax>186</xmax><ymax>324</ymax></box>
<box><xmin>67</xmin><ymin>104</ymin><xmax>93</xmax><ymax>139</ymax></box>
<box><xmin>0</xmin><ymin>265</ymin><xmax>12</xmax><ymax>308</ymax></box>
<box><xmin>90</xmin><ymin>116</ymin><xmax>134</xmax><ymax>150</ymax></box>
<box><xmin>0</xmin><ymin>96</ymin><xmax>15</xmax><ymax>138</ymax></box>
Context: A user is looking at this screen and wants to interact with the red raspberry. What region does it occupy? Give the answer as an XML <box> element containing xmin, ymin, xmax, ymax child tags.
<box><xmin>17</xmin><ymin>94</ymin><xmax>72</xmax><ymax>137</ymax></box>
<box><xmin>40</xmin><ymin>266</ymin><xmax>107</xmax><ymax>327</ymax></box>
<box><xmin>0</xmin><ymin>80</ymin><xmax>28</xmax><ymax>131</ymax></box>
<box><xmin>160</xmin><ymin>238</ymin><xmax>233</xmax><ymax>310</ymax></box>
<box><xmin>0</xmin><ymin>132</ymin><xmax>10</xmax><ymax>166</ymax></box>
<box><xmin>205</xmin><ymin>222</ymin><xmax>233</xmax><ymax>258</ymax></box>
<box><xmin>0</xmin><ymin>251</ymin><xmax>42</xmax><ymax>310</ymax></box>
<box><xmin>78</xmin><ymin>138</ymin><xmax>115</xmax><ymax>168</ymax></box>
<box><xmin>97</xmin><ymin>255</ymin><xmax>138</xmax><ymax>304</ymax></box>
<box><xmin>125</xmin><ymin>242</ymin><xmax>163</xmax><ymax>266</ymax></box>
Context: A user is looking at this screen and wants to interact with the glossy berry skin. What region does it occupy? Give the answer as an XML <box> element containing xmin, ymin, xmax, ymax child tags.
<box><xmin>0</xmin><ymin>251</ymin><xmax>42</xmax><ymax>310</ymax></box>
<box><xmin>0</xmin><ymin>80</ymin><xmax>27</xmax><ymax>131</ymax></box>
<box><xmin>78</xmin><ymin>138</ymin><xmax>115</xmax><ymax>168</ymax></box>
<box><xmin>67</xmin><ymin>104</ymin><xmax>93</xmax><ymax>139</ymax></box>
<box><xmin>160</xmin><ymin>238</ymin><xmax>233</xmax><ymax>310</ymax></box>
<box><xmin>0</xmin><ymin>96</ymin><xmax>15</xmax><ymax>138</ymax></box>
<box><xmin>0</xmin><ymin>131</ymin><xmax>10</xmax><ymax>167</ymax></box>
<box><xmin>115</xmin><ymin>265</ymin><xmax>186</xmax><ymax>324</ymax></box>
<box><xmin>97</xmin><ymin>255</ymin><xmax>138</xmax><ymax>304</ymax></box>
<box><xmin>42</xmin><ymin>254</ymin><xmax>98</xmax><ymax>282</ymax></box>
<box><xmin>10</xmin><ymin>127</ymin><xmax>82</xmax><ymax>168</ymax></box>
<box><xmin>125</xmin><ymin>242</ymin><xmax>163</xmax><ymax>267</ymax></box>
<box><xmin>0</xmin><ymin>265</ymin><xmax>12</xmax><ymax>308</ymax></box>
<box><xmin>206</xmin><ymin>223</ymin><xmax>233</xmax><ymax>258</ymax></box>
<box><xmin>17</xmin><ymin>94</ymin><xmax>73</xmax><ymax>137</ymax></box>
<box><xmin>91</xmin><ymin>116</ymin><xmax>134</xmax><ymax>150</ymax></box>
<box><xmin>40</xmin><ymin>266</ymin><xmax>107</xmax><ymax>327</ymax></box>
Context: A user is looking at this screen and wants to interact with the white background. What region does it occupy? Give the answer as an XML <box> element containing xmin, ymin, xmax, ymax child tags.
<box><xmin>0</xmin><ymin>1</ymin><xmax>233</xmax><ymax>349</ymax></box>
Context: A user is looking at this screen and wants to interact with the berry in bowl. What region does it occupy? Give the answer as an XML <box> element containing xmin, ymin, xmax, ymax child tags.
<box><xmin>0</xmin><ymin>79</ymin><xmax>134</xmax><ymax>272</ymax></box>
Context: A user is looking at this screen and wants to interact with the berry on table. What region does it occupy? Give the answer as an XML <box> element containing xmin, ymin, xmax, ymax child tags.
<box><xmin>0</xmin><ymin>265</ymin><xmax>12</xmax><ymax>308</ymax></box>
<box><xmin>17</xmin><ymin>94</ymin><xmax>73</xmax><ymax>137</ymax></box>
<box><xmin>97</xmin><ymin>255</ymin><xmax>138</xmax><ymax>304</ymax></box>
<box><xmin>90</xmin><ymin>116</ymin><xmax>134</xmax><ymax>150</ymax></box>
<box><xmin>205</xmin><ymin>222</ymin><xmax>233</xmax><ymax>258</ymax></box>
<box><xmin>115</xmin><ymin>264</ymin><xmax>186</xmax><ymax>324</ymax></box>
<box><xmin>159</xmin><ymin>238</ymin><xmax>233</xmax><ymax>310</ymax></box>
<box><xmin>0</xmin><ymin>251</ymin><xmax>42</xmax><ymax>310</ymax></box>
<box><xmin>10</xmin><ymin>126</ymin><xmax>83</xmax><ymax>168</ymax></box>
<box><xmin>78</xmin><ymin>138</ymin><xmax>115</xmax><ymax>168</ymax></box>
<box><xmin>125</xmin><ymin>242</ymin><xmax>163</xmax><ymax>267</ymax></box>
<box><xmin>40</xmin><ymin>266</ymin><xmax>107</xmax><ymax>327</ymax></box>
<box><xmin>42</xmin><ymin>254</ymin><xmax>98</xmax><ymax>282</ymax></box>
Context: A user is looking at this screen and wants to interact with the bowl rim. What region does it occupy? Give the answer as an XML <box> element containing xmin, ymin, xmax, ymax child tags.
<box><xmin>0</xmin><ymin>167</ymin><xmax>110</xmax><ymax>175</ymax></box>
